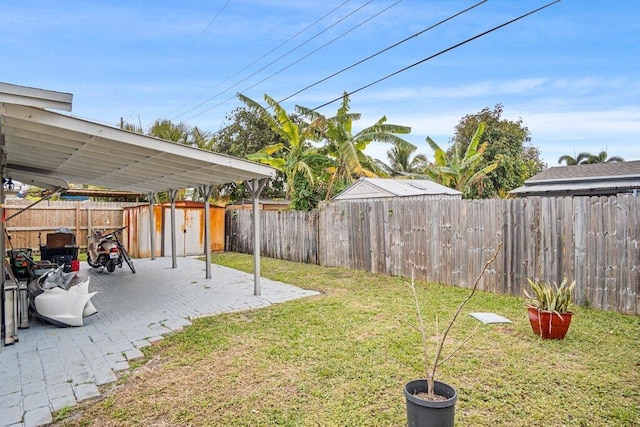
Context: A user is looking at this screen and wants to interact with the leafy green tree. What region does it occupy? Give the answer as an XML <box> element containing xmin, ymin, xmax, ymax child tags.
<box><xmin>298</xmin><ymin>93</ymin><xmax>411</xmax><ymax>199</ymax></box>
<box><xmin>424</xmin><ymin>122</ymin><xmax>498</xmax><ymax>198</ymax></box>
<box><xmin>238</xmin><ymin>93</ymin><xmax>323</xmax><ymax>208</ymax></box>
<box><xmin>212</xmin><ymin>107</ymin><xmax>282</xmax><ymax>158</ymax></box>
<box><xmin>451</xmin><ymin>105</ymin><xmax>544</xmax><ymax>198</ymax></box>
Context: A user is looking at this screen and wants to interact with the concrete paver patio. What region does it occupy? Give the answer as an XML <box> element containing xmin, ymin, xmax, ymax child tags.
<box><xmin>0</xmin><ymin>256</ymin><xmax>319</xmax><ymax>427</ymax></box>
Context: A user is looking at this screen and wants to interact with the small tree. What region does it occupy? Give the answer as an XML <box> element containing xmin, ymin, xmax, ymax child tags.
<box><xmin>408</xmin><ymin>242</ymin><xmax>502</xmax><ymax>399</ymax></box>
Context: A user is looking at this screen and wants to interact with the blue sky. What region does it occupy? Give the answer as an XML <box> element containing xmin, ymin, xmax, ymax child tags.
<box><xmin>2</xmin><ymin>0</ymin><xmax>639</xmax><ymax>167</ymax></box>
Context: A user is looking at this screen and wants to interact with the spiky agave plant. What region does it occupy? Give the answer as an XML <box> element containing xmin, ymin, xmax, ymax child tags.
<box><xmin>524</xmin><ymin>278</ymin><xmax>576</xmax><ymax>314</ymax></box>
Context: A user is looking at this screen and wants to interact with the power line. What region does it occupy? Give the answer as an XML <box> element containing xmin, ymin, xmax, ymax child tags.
<box><xmin>189</xmin><ymin>0</ymin><xmax>233</xmax><ymax>52</ymax></box>
<box><xmin>310</xmin><ymin>0</ymin><xmax>563</xmax><ymax>113</ymax></box>
<box><xmin>176</xmin><ymin>0</ymin><xmax>375</xmax><ymax>122</ymax></box>
<box><xmin>182</xmin><ymin>0</ymin><xmax>406</xmax><ymax>122</ymax></box>
<box><xmin>127</xmin><ymin>0</ymin><xmax>232</xmax><ymax>124</ymax></box>
<box><xmin>166</xmin><ymin>0</ymin><xmax>352</xmax><ymax>120</ymax></box>
<box><xmin>184</xmin><ymin>0</ymin><xmax>491</xmax><ymax>126</ymax></box>
<box><xmin>277</xmin><ymin>0</ymin><xmax>488</xmax><ymax>104</ymax></box>
<box><xmin>235</xmin><ymin>0</ymin><xmax>403</xmax><ymax>100</ymax></box>
<box><xmin>185</xmin><ymin>0</ymin><xmax>486</xmax><ymax>122</ymax></box>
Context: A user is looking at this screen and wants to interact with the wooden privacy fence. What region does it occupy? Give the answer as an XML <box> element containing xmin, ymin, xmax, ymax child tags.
<box><xmin>226</xmin><ymin>196</ymin><xmax>640</xmax><ymax>315</ymax></box>
<box><xmin>226</xmin><ymin>209</ymin><xmax>318</xmax><ymax>264</ymax></box>
<box><xmin>3</xmin><ymin>200</ymin><xmax>227</xmax><ymax>258</ymax></box>
<box><xmin>3</xmin><ymin>200</ymin><xmax>129</xmax><ymax>252</ymax></box>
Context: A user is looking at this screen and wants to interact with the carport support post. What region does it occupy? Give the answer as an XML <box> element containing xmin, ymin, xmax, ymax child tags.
<box><xmin>200</xmin><ymin>185</ymin><xmax>215</xmax><ymax>279</ymax></box>
<box><xmin>148</xmin><ymin>192</ymin><xmax>155</xmax><ymax>260</ymax></box>
<box><xmin>168</xmin><ymin>189</ymin><xmax>178</xmax><ymax>268</ymax></box>
<box><xmin>0</xmin><ymin>133</ymin><xmax>5</xmax><ymax>352</ymax></box>
<box><xmin>245</xmin><ymin>178</ymin><xmax>268</xmax><ymax>296</ymax></box>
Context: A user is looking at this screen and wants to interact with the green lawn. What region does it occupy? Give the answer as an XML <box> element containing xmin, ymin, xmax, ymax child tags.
<box><xmin>58</xmin><ymin>253</ymin><xmax>640</xmax><ymax>426</ymax></box>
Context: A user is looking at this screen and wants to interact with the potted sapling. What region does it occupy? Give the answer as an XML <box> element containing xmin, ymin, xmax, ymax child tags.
<box><xmin>403</xmin><ymin>242</ymin><xmax>502</xmax><ymax>427</ymax></box>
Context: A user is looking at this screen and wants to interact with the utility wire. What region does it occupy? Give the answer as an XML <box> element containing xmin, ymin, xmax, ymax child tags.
<box><xmin>166</xmin><ymin>0</ymin><xmax>352</xmax><ymax>120</ymax></box>
<box><xmin>183</xmin><ymin>0</ymin><xmax>487</xmax><ymax>125</ymax></box>
<box><xmin>278</xmin><ymin>0</ymin><xmax>488</xmax><ymax>104</ymax></box>
<box><xmin>127</xmin><ymin>0</ymin><xmax>232</xmax><ymax>124</ymax></box>
<box><xmin>175</xmin><ymin>0</ymin><xmax>375</xmax><ymax>122</ymax></box>
<box><xmin>310</xmin><ymin>0</ymin><xmax>563</xmax><ymax>113</ymax></box>
<box><xmin>182</xmin><ymin>0</ymin><xmax>403</xmax><ymax>122</ymax></box>
<box><xmin>189</xmin><ymin>0</ymin><xmax>233</xmax><ymax>53</ymax></box>
<box><xmin>232</xmin><ymin>1</ymin><xmax>402</xmax><ymax>102</ymax></box>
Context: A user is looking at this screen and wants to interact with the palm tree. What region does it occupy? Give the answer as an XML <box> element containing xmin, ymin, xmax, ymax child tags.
<box><xmin>558</xmin><ymin>154</ymin><xmax>580</xmax><ymax>166</ymax></box>
<box><xmin>558</xmin><ymin>150</ymin><xmax>624</xmax><ymax>165</ymax></box>
<box><xmin>383</xmin><ymin>141</ymin><xmax>428</xmax><ymax>176</ymax></box>
<box><xmin>298</xmin><ymin>93</ymin><xmax>412</xmax><ymax>198</ymax></box>
<box><xmin>119</xmin><ymin>119</ymin><xmax>143</xmax><ymax>134</ymax></box>
<box><xmin>580</xmin><ymin>150</ymin><xmax>624</xmax><ymax>164</ymax></box>
<box><xmin>423</xmin><ymin>122</ymin><xmax>498</xmax><ymax>197</ymax></box>
<box><xmin>238</xmin><ymin>93</ymin><xmax>321</xmax><ymax>202</ymax></box>
<box><xmin>148</xmin><ymin>119</ymin><xmax>189</xmax><ymax>143</ymax></box>
<box><xmin>189</xmin><ymin>126</ymin><xmax>213</xmax><ymax>150</ymax></box>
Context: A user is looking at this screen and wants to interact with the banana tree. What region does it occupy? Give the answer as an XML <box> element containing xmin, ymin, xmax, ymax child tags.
<box><xmin>298</xmin><ymin>93</ymin><xmax>411</xmax><ymax>199</ymax></box>
<box><xmin>424</xmin><ymin>122</ymin><xmax>498</xmax><ymax>197</ymax></box>
<box><xmin>238</xmin><ymin>93</ymin><xmax>321</xmax><ymax>202</ymax></box>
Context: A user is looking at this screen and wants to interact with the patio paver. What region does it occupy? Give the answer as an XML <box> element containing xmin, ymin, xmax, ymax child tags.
<box><xmin>0</xmin><ymin>256</ymin><xmax>319</xmax><ymax>427</ymax></box>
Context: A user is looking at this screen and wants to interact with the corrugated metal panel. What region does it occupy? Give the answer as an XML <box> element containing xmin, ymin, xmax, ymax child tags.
<box><xmin>124</xmin><ymin>203</ymin><xmax>224</xmax><ymax>257</ymax></box>
<box><xmin>1</xmin><ymin>99</ymin><xmax>276</xmax><ymax>193</ymax></box>
<box><xmin>334</xmin><ymin>180</ymin><xmax>394</xmax><ymax>200</ymax></box>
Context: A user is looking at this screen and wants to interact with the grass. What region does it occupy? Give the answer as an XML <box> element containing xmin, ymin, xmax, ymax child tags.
<box><xmin>56</xmin><ymin>253</ymin><xmax>640</xmax><ymax>426</ymax></box>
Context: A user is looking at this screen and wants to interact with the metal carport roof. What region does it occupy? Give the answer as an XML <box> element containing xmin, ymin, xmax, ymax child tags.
<box><xmin>0</xmin><ymin>84</ymin><xmax>274</xmax><ymax>192</ymax></box>
<box><xmin>0</xmin><ymin>82</ymin><xmax>274</xmax><ymax>291</ymax></box>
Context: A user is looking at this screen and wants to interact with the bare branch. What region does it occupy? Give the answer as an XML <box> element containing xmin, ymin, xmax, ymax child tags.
<box><xmin>429</xmin><ymin>241</ymin><xmax>503</xmax><ymax>382</ymax></box>
<box><xmin>436</xmin><ymin>323</ymin><xmax>482</xmax><ymax>367</ymax></box>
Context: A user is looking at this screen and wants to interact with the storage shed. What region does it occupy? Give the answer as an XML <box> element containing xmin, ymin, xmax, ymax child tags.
<box><xmin>333</xmin><ymin>178</ymin><xmax>462</xmax><ymax>201</ymax></box>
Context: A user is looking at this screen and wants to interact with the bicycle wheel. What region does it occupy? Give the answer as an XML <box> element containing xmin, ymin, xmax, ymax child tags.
<box><xmin>120</xmin><ymin>246</ymin><xmax>136</xmax><ymax>273</ymax></box>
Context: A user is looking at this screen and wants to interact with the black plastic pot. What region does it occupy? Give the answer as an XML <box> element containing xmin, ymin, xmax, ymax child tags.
<box><xmin>404</xmin><ymin>379</ymin><xmax>457</xmax><ymax>427</ymax></box>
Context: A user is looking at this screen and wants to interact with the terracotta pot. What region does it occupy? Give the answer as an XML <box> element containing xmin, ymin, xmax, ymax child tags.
<box><xmin>527</xmin><ymin>307</ymin><xmax>573</xmax><ymax>339</ymax></box>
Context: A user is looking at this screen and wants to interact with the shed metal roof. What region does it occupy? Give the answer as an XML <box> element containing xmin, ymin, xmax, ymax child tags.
<box><xmin>0</xmin><ymin>83</ymin><xmax>275</xmax><ymax>193</ymax></box>
<box><xmin>333</xmin><ymin>178</ymin><xmax>462</xmax><ymax>200</ymax></box>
